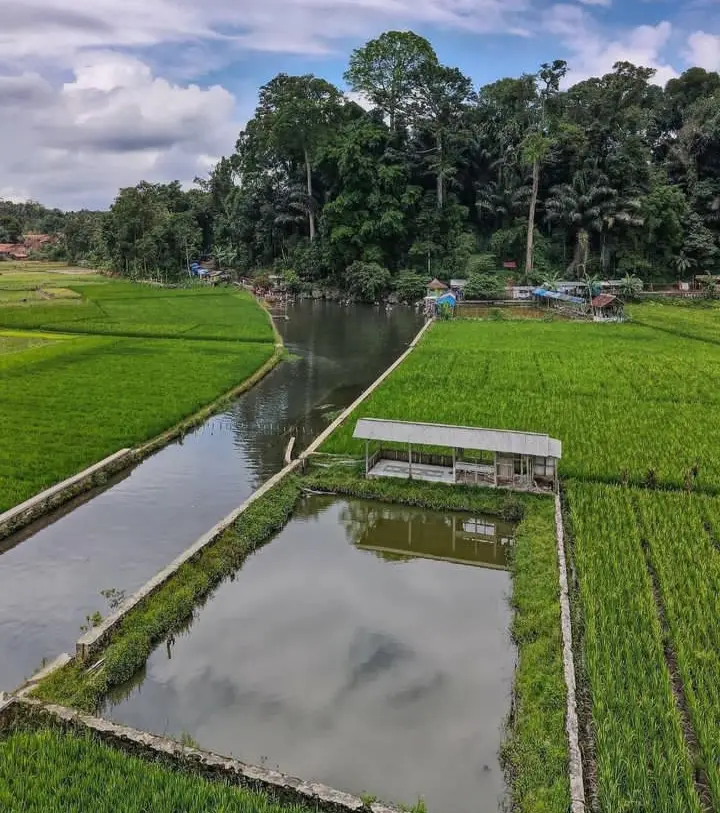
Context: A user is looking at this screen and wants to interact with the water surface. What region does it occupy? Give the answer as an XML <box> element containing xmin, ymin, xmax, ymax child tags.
<box><xmin>0</xmin><ymin>302</ymin><xmax>421</xmax><ymax>689</ymax></box>
<box><xmin>106</xmin><ymin>496</ymin><xmax>516</xmax><ymax>813</ymax></box>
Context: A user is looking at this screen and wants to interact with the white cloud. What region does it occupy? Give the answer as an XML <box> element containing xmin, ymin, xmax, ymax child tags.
<box><xmin>0</xmin><ymin>0</ymin><xmax>534</xmax><ymax>68</ymax></box>
<box><xmin>0</xmin><ymin>52</ymin><xmax>238</xmax><ymax>209</ymax></box>
<box><xmin>685</xmin><ymin>31</ymin><xmax>720</xmax><ymax>71</ymax></box>
<box><xmin>0</xmin><ymin>0</ymin><xmax>540</xmax><ymax>208</ymax></box>
<box><xmin>546</xmin><ymin>6</ymin><xmax>678</xmax><ymax>87</ymax></box>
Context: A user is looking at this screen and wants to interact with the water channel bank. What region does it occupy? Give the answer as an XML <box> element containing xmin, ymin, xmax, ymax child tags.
<box><xmin>104</xmin><ymin>495</ymin><xmax>517</xmax><ymax>813</ymax></box>
<box><xmin>0</xmin><ymin>302</ymin><xmax>421</xmax><ymax>691</ymax></box>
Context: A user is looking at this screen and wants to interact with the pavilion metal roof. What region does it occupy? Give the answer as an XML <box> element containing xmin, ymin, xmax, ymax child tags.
<box><xmin>353</xmin><ymin>418</ymin><xmax>562</xmax><ymax>458</ymax></box>
<box><xmin>533</xmin><ymin>288</ymin><xmax>585</xmax><ymax>305</ymax></box>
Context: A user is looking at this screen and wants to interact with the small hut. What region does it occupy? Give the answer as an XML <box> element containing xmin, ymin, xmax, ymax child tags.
<box><xmin>426</xmin><ymin>278</ymin><xmax>448</xmax><ymax>297</ymax></box>
<box><xmin>591</xmin><ymin>294</ymin><xmax>624</xmax><ymax>322</ymax></box>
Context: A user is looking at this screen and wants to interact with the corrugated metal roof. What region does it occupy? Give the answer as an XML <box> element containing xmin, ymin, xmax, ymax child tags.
<box><xmin>353</xmin><ymin>418</ymin><xmax>562</xmax><ymax>458</ymax></box>
<box><xmin>591</xmin><ymin>294</ymin><xmax>618</xmax><ymax>308</ymax></box>
<box><xmin>533</xmin><ymin>288</ymin><xmax>585</xmax><ymax>305</ymax></box>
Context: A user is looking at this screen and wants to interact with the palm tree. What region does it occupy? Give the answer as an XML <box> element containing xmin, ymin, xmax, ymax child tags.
<box><xmin>546</xmin><ymin>170</ymin><xmax>618</xmax><ymax>278</ymax></box>
<box><xmin>476</xmin><ymin>175</ymin><xmax>528</xmax><ymax>232</ymax></box>
<box><xmin>521</xmin><ymin>132</ymin><xmax>552</xmax><ymax>281</ymax></box>
<box><xmin>542</xmin><ymin>270</ymin><xmax>562</xmax><ymax>291</ymax></box>
<box><xmin>619</xmin><ymin>273</ymin><xmax>643</xmax><ymax>300</ymax></box>
<box><xmin>583</xmin><ymin>273</ymin><xmax>601</xmax><ymax>312</ymax></box>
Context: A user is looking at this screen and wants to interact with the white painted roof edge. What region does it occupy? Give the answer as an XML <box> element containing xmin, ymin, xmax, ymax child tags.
<box><xmin>353</xmin><ymin>418</ymin><xmax>562</xmax><ymax>459</ymax></box>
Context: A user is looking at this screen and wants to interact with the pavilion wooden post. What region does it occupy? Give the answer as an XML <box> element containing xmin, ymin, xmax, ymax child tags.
<box><xmin>452</xmin><ymin>447</ymin><xmax>456</xmax><ymax>483</ymax></box>
<box><xmin>493</xmin><ymin>452</ymin><xmax>498</xmax><ymax>487</ymax></box>
<box><xmin>365</xmin><ymin>440</ymin><xmax>369</xmax><ymax>476</ymax></box>
<box><xmin>408</xmin><ymin>443</ymin><xmax>413</xmax><ymax>479</ymax></box>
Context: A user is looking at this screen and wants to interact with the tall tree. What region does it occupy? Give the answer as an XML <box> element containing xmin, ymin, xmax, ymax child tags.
<box><xmin>523</xmin><ymin>60</ymin><xmax>567</xmax><ymax>280</ymax></box>
<box><xmin>410</xmin><ymin>63</ymin><xmax>475</xmax><ymax>208</ymax></box>
<box><xmin>344</xmin><ymin>31</ymin><xmax>437</xmax><ymax>131</ymax></box>
<box><xmin>247</xmin><ymin>74</ymin><xmax>344</xmax><ymax>241</ymax></box>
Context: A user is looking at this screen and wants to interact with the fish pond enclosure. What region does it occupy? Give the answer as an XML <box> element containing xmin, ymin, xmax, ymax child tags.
<box><xmin>104</xmin><ymin>495</ymin><xmax>517</xmax><ymax>813</ymax></box>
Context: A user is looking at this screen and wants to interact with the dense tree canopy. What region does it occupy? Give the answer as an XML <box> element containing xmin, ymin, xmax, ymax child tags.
<box><xmin>4</xmin><ymin>33</ymin><xmax>720</xmax><ymax>297</ymax></box>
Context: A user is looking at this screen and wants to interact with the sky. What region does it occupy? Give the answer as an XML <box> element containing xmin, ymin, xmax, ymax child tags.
<box><xmin>1</xmin><ymin>0</ymin><xmax>719</xmax><ymax>210</ymax></box>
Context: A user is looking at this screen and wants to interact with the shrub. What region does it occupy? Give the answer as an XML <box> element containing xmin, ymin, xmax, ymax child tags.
<box><xmin>464</xmin><ymin>272</ymin><xmax>504</xmax><ymax>300</ymax></box>
<box><xmin>344</xmin><ymin>261</ymin><xmax>392</xmax><ymax>302</ymax></box>
<box><xmin>393</xmin><ymin>271</ymin><xmax>427</xmax><ymax>304</ymax></box>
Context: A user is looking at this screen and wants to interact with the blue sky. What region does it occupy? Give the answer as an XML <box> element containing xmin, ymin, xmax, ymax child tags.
<box><xmin>1</xmin><ymin>0</ymin><xmax>719</xmax><ymax>208</ymax></box>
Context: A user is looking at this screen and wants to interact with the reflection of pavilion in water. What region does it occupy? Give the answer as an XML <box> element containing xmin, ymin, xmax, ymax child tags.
<box><xmin>350</xmin><ymin>506</ymin><xmax>515</xmax><ymax>570</ymax></box>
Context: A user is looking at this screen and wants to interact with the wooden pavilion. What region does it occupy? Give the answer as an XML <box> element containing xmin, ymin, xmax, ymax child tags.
<box><xmin>353</xmin><ymin>418</ymin><xmax>562</xmax><ymax>493</ymax></box>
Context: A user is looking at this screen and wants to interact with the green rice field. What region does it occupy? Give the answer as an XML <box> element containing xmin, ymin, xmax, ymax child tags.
<box><xmin>0</xmin><ymin>728</ymin><xmax>311</xmax><ymax>813</ymax></box>
<box><xmin>1</xmin><ymin>270</ymin><xmax>276</xmax><ymax>513</ymax></box>
<box><xmin>630</xmin><ymin>300</ymin><xmax>720</xmax><ymax>345</ymax></box>
<box><xmin>323</xmin><ymin>319</ymin><xmax>720</xmax><ymax>491</ymax></box>
<box><xmin>0</xmin><ymin>281</ymin><xmax>274</xmax><ymax>342</ymax></box>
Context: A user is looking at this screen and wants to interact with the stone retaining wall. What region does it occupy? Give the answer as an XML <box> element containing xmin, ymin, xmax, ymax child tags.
<box><xmin>0</xmin><ymin>449</ymin><xmax>132</xmax><ymax>541</ymax></box>
<box><xmin>555</xmin><ymin>493</ymin><xmax>586</xmax><ymax>812</ymax></box>
<box><xmin>0</xmin><ymin>697</ymin><xmax>401</xmax><ymax>813</ymax></box>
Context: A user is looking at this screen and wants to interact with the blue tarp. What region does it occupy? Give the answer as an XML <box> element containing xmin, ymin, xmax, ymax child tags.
<box><xmin>436</xmin><ymin>292</ymin><xmax>457</xmax><ymax>306</ymax></box>
<box><xmin>533</xmin><ymin>288</ymin><xmax>584</xmax><ymax>305</ymax></box>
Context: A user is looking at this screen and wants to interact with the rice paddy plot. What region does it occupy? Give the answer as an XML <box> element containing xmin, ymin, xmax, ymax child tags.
<box><xmin>634</xmin><ymin>489</ymin><xmax>720</xmax><ymax>806</ymax></box>
<box><xmin>0</xmin><ymin>280</ymin><xmax>275</xmax><ymax>343</ymax></box>
<box><xmin>322</xmin><ymin>319</ymin><xmax>720</xmax><ymax>490</ymax></box>
<box><xmin>0</xmin><ymin>335</ymin><xmax>275</xmax><ymax>513</ymax></box>
<box><xmin>631</xmin><ymin>300</ymin><xmax>720</xmax><ymax>345</ymax></box>
<box><xmin>565</xmin><ymin>481</ymin><xmax>702</xmax><ymax>813</ymax></box>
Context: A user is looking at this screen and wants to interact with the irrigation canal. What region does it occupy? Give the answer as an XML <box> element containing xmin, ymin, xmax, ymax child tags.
<box><xmin>0</xmin><ymin>302</ymin><xmax>422</xmax><ymax>691</ymax></box>
<box><xmin>105</xmin><ymin>495</ymin><xmax>517</xmax><ymax>813</ymax></box>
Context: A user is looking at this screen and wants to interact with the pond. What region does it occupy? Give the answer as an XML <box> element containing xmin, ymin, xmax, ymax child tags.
<box><xmin>105</xmin><ymin>495</ymin><xmax>516</xmax><ymax>813</ymax></box>
<box><xmin>0</xmin><ymin>302</ymin><xmax>421</xmax><ymax>691</ymax></box>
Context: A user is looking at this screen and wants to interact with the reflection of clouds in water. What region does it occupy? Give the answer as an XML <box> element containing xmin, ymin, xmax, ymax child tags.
<box><xmin>111</xmin><ymin>498</ymin><xmax>513</xmax><ymax>811</ymax></box>
<box><xmin>346</xmin><ymin>629</ymin><xmax>415</xmax><ymax>691</ymax></box>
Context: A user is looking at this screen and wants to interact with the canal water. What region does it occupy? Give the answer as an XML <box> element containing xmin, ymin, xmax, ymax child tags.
<box><xmin>0</xmin><ymin>302</ymin><xmax>421</xmax><ymax>691</ymax></box>
<box><xmin>105</xmin><ymin>496</ymin><xmax>516</xmax><ymax>813</ymax></box>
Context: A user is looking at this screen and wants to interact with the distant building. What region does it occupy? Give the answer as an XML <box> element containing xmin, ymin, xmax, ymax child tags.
<box><xmin>426</xmin><ymin>278</ymin><xmax>448</xmax><ymax>297</ymax></box>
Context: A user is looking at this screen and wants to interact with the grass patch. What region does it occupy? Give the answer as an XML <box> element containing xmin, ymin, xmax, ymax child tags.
<box><xmin>0</xmin><ymin>727</ymin><xmax>312</xmax><ymax>813</ymax></box>
<box><xmin>0</xmin><ymin>336</ymin><xmax>276</xmax><ymax>513</ymax></box>
<box><xmin>33</xmin><ymin>476</ymin><xmax>302</xmax><ymax>710</ymax></box>
<box><xmin>304</xmin><ymin>462</ymin><xmax>530</xmax><ymax>519</ymax></box>
<box><xmin>501</xmin><ymin>497</ymin><xmax>569</xmax><ymax>813</ymax></box>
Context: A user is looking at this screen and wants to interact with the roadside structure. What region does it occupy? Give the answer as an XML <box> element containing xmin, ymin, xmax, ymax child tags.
<box><xmin>354</xmin><ymin>418</ymin><xmax>562</xmax><ymax>492</ymax></box>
